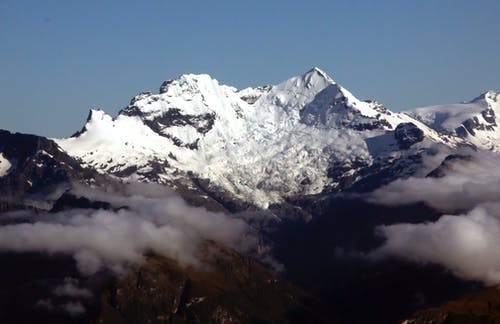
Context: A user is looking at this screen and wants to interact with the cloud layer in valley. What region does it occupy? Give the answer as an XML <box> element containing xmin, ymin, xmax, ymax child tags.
<box><xmin>368</xmin><ymin>148</ymin><xmax>500</xmax><ymax>284</ymax></box>
<box><xmin>372</xmin><ymin>204</ymin><xmax>500</xmax><ymax>284</ymax></box>
<box><xmin>368</xmin><ymin>147</ymin><xmax>500</xmax><ymax>211</ymax></box>
<box><xmin>0</xmin><ymin>183</ymin><xmax>258</xmax><ymax>275</ymax></box>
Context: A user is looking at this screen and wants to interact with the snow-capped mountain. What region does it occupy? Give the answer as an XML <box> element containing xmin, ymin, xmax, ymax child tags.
<box><xmin>406</xmin><ymin>91</ymin><xmax>500</xmax><ymax>150</ymax></box>
<box><xmin>2</xmin><ymin>67</ymin><xmax>500</xmax><ymax>324</ymax></box>
<box><xmin>54</xmin><ymin>68</ymin><xmax>454</xmax><ymax>209</ymax></box>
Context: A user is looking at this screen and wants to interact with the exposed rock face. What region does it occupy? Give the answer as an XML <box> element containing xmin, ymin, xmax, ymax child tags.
<box><xmin>395</xmin><ymin>122</ymin><xmax>424</xmax><ymax>149</ymax></box>
<box><xmin>455</xmin><ymin>114</ymin><xmax>496</xmax><ymax>137</ymax></box>
<box><xmin>121</xmin><ymin>106</ymin><xmax>216</xmax><ymax>139</ymax></box>
<box><xmin>98</xmin><ymin>244</ymin><xmax>320</xmax><ymax>324</ymax></box>
<box><xmin>0</xmin><ymin>130</ymin><xmax>99</xmax><ymax>210</ymax></box>
<box><xmin>456</xmin><ymin>92</ymin><xmax>500</xmax><ymax>138</ymax></box>
<box><xmin>49</xmin><ymin>192</ymin><xmax>112</xmax><ymax>213</ymax></box>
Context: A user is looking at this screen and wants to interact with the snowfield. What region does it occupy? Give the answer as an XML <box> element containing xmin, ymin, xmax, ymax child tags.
<box><xmin>55</xmin><ymin>68</ymin><xmax>463</xmax><ymax>208</ymax></box>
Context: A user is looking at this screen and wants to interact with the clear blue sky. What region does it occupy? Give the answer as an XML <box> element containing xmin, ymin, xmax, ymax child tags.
<box><xmin>1</xmin><ymin>0</ymin><xmax>499</xmax><ymax>137</ymax></box>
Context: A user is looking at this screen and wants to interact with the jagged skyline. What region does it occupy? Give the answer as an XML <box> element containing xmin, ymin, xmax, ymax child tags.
<box><xmin>1</xmin><ymin>0</ymin><xmax>499</xmax><ymax>137</ymax></box>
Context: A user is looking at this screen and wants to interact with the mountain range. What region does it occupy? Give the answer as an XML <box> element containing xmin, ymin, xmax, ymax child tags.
<box><xmin>1</xmin><ymin>67</ymin><xmax>499</xmax><ymax>323</ymax></box>
<box><xmin>2</xmin><ymin>68</ymin><xmax>499</xmax><ymax>211</ymax></box>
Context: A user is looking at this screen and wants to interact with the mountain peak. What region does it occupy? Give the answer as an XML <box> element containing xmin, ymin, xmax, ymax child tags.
<box><xmin>486</xmin><ymin>90</ymin><xmax>500</xmax><ymax>103</ymax></box>
<box><xmin>159</xmin><ymin>73</ymin><xmax>222</xmax><ymax>95</ymax></box>
<box><xmin>469</xmin><ymin>90</ymin><xmax>500</xmax><ymax>104</ymax></box>
<box><xmin>302</xmin><ymin>67</ymin><xmax>335</xmax><ymax>84</ymax></box>
<box><xmin>87</xmin><ymin>109</ymin><xmax>111</xmax><ymax>122</ymax></box>
<box><xmin>308</xmin><ymin>66</ymin><xmax>330</xmax><ymax>76</ymax></box>
<box><xmin>470</xmin><ymin>91</ymin><xmax>490</xmax><ymax>103</ymax></box>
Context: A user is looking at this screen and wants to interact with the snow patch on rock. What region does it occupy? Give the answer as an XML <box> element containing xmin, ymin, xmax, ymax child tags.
<box><xmin>0</xmin><ymin>153</ymin><xmax>12</xmax><ymax>177</ymax></box>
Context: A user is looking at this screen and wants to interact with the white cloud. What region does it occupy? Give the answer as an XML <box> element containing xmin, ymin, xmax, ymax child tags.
<box><xmin>368</xmin><ymin>149</ymin><xmax>500</xmax><ymax>211</ymax></box>
<box><xmin>0</xmin><ymin>183</ymin><xmax>258</xmax><ymax>275</ymax></box>
<box><xmin>373</xmin><ymin>204</ymin><xmax>500</xmax><ymax>284</ymax></box>
<box><xmin>368</xmin><ymin>148</ymin><xmax>500</xmax><ymax>284</ymax></box>
<box><xmin>53</xmin><ymin>278</ymin><xmax>92</xmax><ymax>299</ymax></box>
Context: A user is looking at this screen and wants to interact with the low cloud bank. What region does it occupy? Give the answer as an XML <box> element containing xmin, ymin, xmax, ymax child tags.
<box><xmin>368</xmin><ymin>148</ymin><xmax>500</xmax><ymax>284</ymax></box>
<box><xmin>368</xmin><ymin>148</ymin><xmax>500</xmax><ymax>211</ymax></box>
<box><xmin>0</xmin><ymin>183</ymin><xmax>258</xmax><ymax>275</ymax></box>
<box><xmin>372</xmin><ymin>204</ymin><xmax>500</xmax><ymax>284</ymax></box>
